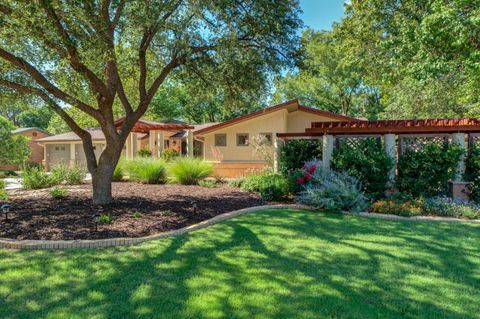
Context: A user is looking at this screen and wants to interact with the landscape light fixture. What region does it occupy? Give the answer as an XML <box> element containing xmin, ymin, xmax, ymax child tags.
<box><xmin>1</xmin><ymin>204</ymin><xmax>11</xmax><ymax>221</ymax></box>
<box><xmin>93</xmin><ymin>213</ymin><xmax>100</xmax><ymax>231</ymax></box>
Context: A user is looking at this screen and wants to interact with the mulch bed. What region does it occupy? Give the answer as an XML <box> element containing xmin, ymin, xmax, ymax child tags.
<box><xmin>0</xmin><ymin>182</ymin><xmax>266</xmax><ymax>240</ymax></box>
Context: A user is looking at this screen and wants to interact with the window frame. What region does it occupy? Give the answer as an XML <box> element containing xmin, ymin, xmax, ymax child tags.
<box><xmin>236</xmin><ymin>133</ymin><xmax>250</xmax><ymax>147</ymax></box>
<box><xmin>214</xmin><ymin>134</ymin><xmax>227</xmax><ymax>147</ymax></box>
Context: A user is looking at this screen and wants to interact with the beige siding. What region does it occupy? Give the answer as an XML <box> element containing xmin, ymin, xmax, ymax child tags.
<box><xmin>286</xmin><ymin>111</ymin><xmax>339</xmax><ymax>132</ymax></box>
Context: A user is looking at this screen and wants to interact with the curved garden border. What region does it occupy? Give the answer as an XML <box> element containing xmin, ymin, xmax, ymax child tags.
<box><xmin>1</xmin><ymin>204</ymin><xmax>479</xmax><ymax>250</ymax></box>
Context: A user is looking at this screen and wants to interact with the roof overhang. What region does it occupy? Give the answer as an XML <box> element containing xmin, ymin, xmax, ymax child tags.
<box><xmin>114</xmin><ymin>117</ymin><xmax>193</xmax><ymax>133</ymax></box>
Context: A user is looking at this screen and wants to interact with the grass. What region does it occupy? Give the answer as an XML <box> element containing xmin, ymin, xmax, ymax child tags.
<box><xmin>0</xmin><ymin>209</ymin><xmax>479</xmax><ymax>318</ymax></box>
<box><xmin>168</xmin><ymin>157</ymin><xmax>213</xmax><ymax>185</ymax></box>
<box><xmin>123</xmin><ymin>158</ymin><xmax>167</xmax><ymax>184</ymax></box>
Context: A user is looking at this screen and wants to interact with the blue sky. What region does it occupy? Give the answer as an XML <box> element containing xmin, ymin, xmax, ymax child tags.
<box><xmin>299</xmin><ymin>0</ymin><xmax>346</xmax><ymax>30</ymax></box>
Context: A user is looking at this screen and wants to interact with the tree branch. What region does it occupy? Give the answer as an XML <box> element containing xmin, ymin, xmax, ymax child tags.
<box><xmin>0</xmin><ymin>47</ymin><xmax>101</xmax><ymax>119</ymax></box>
<box><xmin>39</xmin><ymin>0</ymin><xmax>110</xmax><ymax>98</ymax></box>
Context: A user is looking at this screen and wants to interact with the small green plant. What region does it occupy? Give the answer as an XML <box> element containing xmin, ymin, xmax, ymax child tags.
<box><xmin>98</xmin><ymin>214</ymin><xmax>113</xmax><ymax>224</ymax></box>
<box><xmin>124</xmin><ymin>158</ymin><xmax>167</xmax><ymax>184</ymax></box>
<box><xmin>51</xmin><ymin>165</ymin><xmax>86</xmax><ymax>185</ymax></box>
<box><xmin>168</xmin><ymin>158</ymin><xmax>213</xmax><ymax>185</ymax></box>
<box><xmin>50</xmin><ymin>187</ymin><xmax>67</xmax><ymax>199</ymax></box>
<box><xmin>132</xmin><ymin>211</ymin><xmax>142</xmax><ymax>219</ymax></box>
<box><xmin>241</xmin><ymin>173</ymin><xmax>291</xmax><ymax>201</ymax></box>
<box><xmin>199</xmin><ymin>179</ymin><xmax>217</xmax><ymax>188</ymax></box>
<box><xmin>161</xmin><ymin>149</ymin><xmax>180</xmax><ymax>162</ymax></box>
<box><xmin>0</xmin><ymin>179</ymin><xmax>8</xmax><ymax>201</ymax></box>
<box><xmin>137</xmin><ymin>148</ymin><xmax>152</xmax><ymax>158</ymax></box>
<box><xmin>424</xmin><ymin>197</ymin><xmax>480</xmax><ymax>219</ymax></box>
<box><xmin>370</xmin><ymin>196</ymin><xmax>424</xmax><ymax>217</ymax></box>
<box><xmin>22</xmin><ymin>166</ymin><xmax>57</xmax><ymax>189</ymax></box>
<box><xmin>228</xmin><ymin>178</ymin><xmax>245</xmax><ymax>188</ymax></box>
<box><xmin>0</xmin><ymin>170</ymin><xmax>17</xmax><ymax>178</ymax></box>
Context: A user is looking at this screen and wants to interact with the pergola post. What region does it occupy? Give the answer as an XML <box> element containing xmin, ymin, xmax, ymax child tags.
<box><xmin>126</xmin><ymin>132</ymin><xmax>137</xmax><ymax>160</ymax></box>
<box><xmin>149</xmin><ymin>130</ymin><xmax>157</xmax><ymax>158</ymax></box>
<box><xmin>186</xmin><ymin>130</ymin><xmax>194</xmax><ymax>157</ymax></box>
<box><xmin>451</xmin><ymin>133</ymin><xmax>466</xmax><ymax>181</ymax></box>
<box><xmin>322</xmin><ymin>134</ymin><xmax>334</xmax><ymax>169</ymax></box>
<box><xmin>273</xmin><ymin>134</ymin><xmax>282</xmax><ymax>173</ymax></box>
<box><xmin>157</xmin><ymin>131</ymin><xmax>164</xmax><ymax>157</ymax></box>
<box><xmin>384</xmin><ymin>134</ymin><xmax>396</xmax><ymax>186</ymax></box>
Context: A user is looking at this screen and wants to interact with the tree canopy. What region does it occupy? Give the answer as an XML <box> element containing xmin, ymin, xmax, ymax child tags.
<box><xmin>0</xmin><ymin>115</ymin><xmax>30</xmax><ymax>166</ymax></box>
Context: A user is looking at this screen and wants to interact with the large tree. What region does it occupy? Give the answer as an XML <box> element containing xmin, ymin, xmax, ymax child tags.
<box><xmin>273</xmin><ymin>28</ymin><xmax>383</xmax><ymax>119</ymax></box>
<box><xmin>0</xmin><ymin>0</ymin><xmax>301</xmax><ymax>204</ymax></box>
<box><xmin>0</xmin><ymin>116</ymin><xmax>30</xmax><ymax>166</ymax></box>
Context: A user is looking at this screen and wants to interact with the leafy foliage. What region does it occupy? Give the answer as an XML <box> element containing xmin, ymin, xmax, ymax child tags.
<box><xmin>397</xmin><ymin>142</ymin><xmax>464</xmax><ymax>197</ymax></box>
<box><xmin>241</xmin><ymin>173</ymin><xmax>291</xmax><ymax>201</ymax></box>
<box><xmin>112</xmin><ymin>160</ymin><xmax>124</xmax><ymax>182</ymax></box>
<box><xmin>168</xmin><ymin>158</ymin><xmax>213</xmax><ymax>185</ymax></box>
<box><xmin>0</xmin><ymin>179</ymin><xmax>8</xmax><ymax>201</ymax></box>
<box><xmin>50</xmin><ymin>187</ymin><xmax>67</xmax><ymax>199</ymax></box>
<box><xmin>21</xmin><ymin>166</ymin><xmax>57</xmax><ymax>189</ymax></box>
<box><xmin>124</xmin><ymin>159</ymin><xmax>167</xmax><ymax>184</ymax></box>
<box><xmin>161</xmin><ymin>149</ymin><xmax>180</xmax><ymax>162</ymax></box>
<box><xmin>0</xmin><ymin>116</ymin><xmax>30</xmax><ymax>166</ymax></box>
<box><xmin>371</xmin><ymin>196</ymin><xmax>424</xmax><ymax>217</ymax></box>
<box><xmin>279</xmin><ymin>139</ymin><xmax>322</xmax><ymax>175</ymax></box>
<box><xmin>296</xmin><ymin>163</ymin><xmax>368</xmax><ymax>212</ymax></box>
<box><xmin>465</xmin><ymin>144</ymin><xmax>480</xmax><ymax>202</ymax></box>
<box><xmin>332</xmin><ymin>138</ymin><xmax>394</xmax><ymax>198</ymax></box>
<box><xmin>137</xmin><ymin>148</ymin><xmax>152</xmax><ymax>158</ymax></box>
<box><xmin>424</xmin><ymin>197</ymin><xmax>480</xmax><ymax>220</ymax></box>
<box><xmin>51</xmin><ymin>165</ymin><xmax>86</xmax><ymax>185</ymax></box>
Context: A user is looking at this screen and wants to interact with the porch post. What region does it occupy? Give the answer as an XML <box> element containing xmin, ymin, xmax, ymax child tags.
<box><xmin>126</xmin><ymin>132</ymin><xmax>137</xmax><ymax>159</ymax></box>
<box><xmin>69</xmin><ymin>143</ymin><xmax>76</xmax><ymax>167</ymax></box>
<box><xmin>186</xmin><ymin>130</ymin><xmax>194</xmax><ymax>157</ymax></box>
<box><xmin>451</xmin><ymin>132</ymin><xmax>466</xmax><ymax>181</ymax></box>
<box><xmin>384</xmin><ymin>134</ymin><xmax>396</xmax><ymax>186</ymax></box>
<box><xmin>149</xmin><ymin>130</ymin><xmax>157</xmax><ymax>158</ymax></box>
<box><xmin>157</xmin><ymin>131</ymin><xmax>164</xmax><ymax>157</ymax></box>
<box><xmin>322</xmin><ymin>134</ymin><xmax>334</xmax><ymax>170</ymax></box>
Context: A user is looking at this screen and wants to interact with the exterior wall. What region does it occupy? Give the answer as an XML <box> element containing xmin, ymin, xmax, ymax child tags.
<box><xmin>0</xmin><ymin>129</ymin><xmax>49</xmax><ymax>170</ymax></box>
<box><xmin>201</xmin><ymin>109</ymin><xmax>341</xmax><ymax>177</ymax></box>
<box><xmin>45</xmin><ymin>144</ymin><xmax>71</xmax><ymax>169</ymax></box>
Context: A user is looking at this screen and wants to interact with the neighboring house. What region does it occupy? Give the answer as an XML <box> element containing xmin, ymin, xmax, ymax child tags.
<box><xmin>0</xmin><ymin>127</ymin><xmax>51</xmax><ymax>171</ymax></box>
<box><xmin>36</xmin><ymin>99</ymin><xmax>355</xmax><ymax>176</ymax></box>
<box><xmin>194</xmin><ymin>99</ymin><xmax>355</xmax><ymax>177</ymax></box>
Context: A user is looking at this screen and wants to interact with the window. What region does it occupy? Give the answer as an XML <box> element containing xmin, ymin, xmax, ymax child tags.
<box><xmin>55</xmin><ymin>146</ymin><xmax>66</xmax><ymax>151</ymax></box>
<box><xmin>259</xmin><ymin>133</ymin><xmax>273</xmax><ymax>145</ymax></box>
<box><xmin>236</xmin><ymin>133</ymin><xmax>249</xmax><ymax>146</ymax></box>
<box><xmin>215</xmin><ymin>134</ymin><xmax>227</xmax><ymax>147</ymax></box>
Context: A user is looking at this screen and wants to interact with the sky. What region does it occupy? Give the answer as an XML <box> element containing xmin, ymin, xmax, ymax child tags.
<box><xmin>299</xmin><ymin>0</ymin><xmax>347</xmax><ymax>31</ymax></box>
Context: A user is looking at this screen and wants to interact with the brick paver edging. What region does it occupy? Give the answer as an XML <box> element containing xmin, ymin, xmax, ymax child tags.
<box><xmin>1</xmin><ymin>205</ymin><xmax>479</xmax><ymax>250</ymax></box>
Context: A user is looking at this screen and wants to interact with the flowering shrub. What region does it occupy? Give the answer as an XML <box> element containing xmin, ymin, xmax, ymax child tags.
<box><xmin>296</xmin><ymin>162</ymin><xmax>368</xmax><ymax>212</ymax></box>
<box><xmin>424</xmin><ymin>197</ymin><xmax>480</xmax><ymax>219</ymax></box>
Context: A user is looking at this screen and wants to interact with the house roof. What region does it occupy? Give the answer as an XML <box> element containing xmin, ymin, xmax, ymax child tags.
<box><xmin>114</xmin><ymin>117</ymin><xmax>194</xmax><ymax>133</ymax></box>
<box><xmin>36</xmin><ymin>129</ymin><xmax>147</xmax><ymax>143</ymax></box>
<box><xmin>170</xmin><ymin>123</ymin><xmax>221</xmax><ymax>139</ymax></box>
<box><xmin>277</xmin><ymin>118</ymin><xmax>480</xmax><ymax>137</ymax></box>
<box><xmin>193</xmin><ymin>99</ymin><xmax>357</xmax><ymax>136</ymax></box>
<box><xmin>12</xmin><ymin>127</ymin><xmax>50</xmax><ymax>136</ymax></box>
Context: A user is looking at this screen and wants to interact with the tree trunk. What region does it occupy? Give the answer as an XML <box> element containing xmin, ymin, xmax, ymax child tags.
<box><xmin>91</xmin><ymin>162</ymin><xmax>115</xmax><ymax>205</ymax></box>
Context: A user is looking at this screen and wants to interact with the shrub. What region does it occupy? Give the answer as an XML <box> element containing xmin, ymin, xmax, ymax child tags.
<box><xmin>51</xmin><ymin>165</ymin><xmax>86</xmax><ymax>185</ymax></box>
<box><xmin>50</xmin><ymin>187</ymin><xmax>67</xmax><ymax>199</ymax></box>
<box><xmin>296</xmin><ymin>164</ymin><xmax>368</xmax><ymax>212</ymax></box>
<box><xmin>370</xmin><ymin>194</ymin><xmax>424</xmax><ymax>217</ymax></box>
<box><xmin>279</xmin><ymin>139</ymin><xmax>322</xmax><ymax>175</ymax></box>
<box><xmin>241</xmin><ymin>173</ymin><xmax>291</xmax><ymax>201</ymax></box>
<box><xmin>138</xmin><ymin>148</ymin><xmax>152</xmax><ymax>158</ymax></box>
<box><xmin>465</xmin><ymin>144</ymin><xmax>480</xmax><ymax>202</ymax></box>
<box><xmin>332</xmin><ymin>138</ymin><xmax>394</xmax><ymax>198</ymax></box>
<box><xmin>0</xmin><ymin>179</ymin><xmax>8</xmax><ymax>201</ymax></box>
<box><xmin>22</xmin><ymin>166</ymin><xmax>57</xmax><ymax>189</ymax></box>
<box><xmin>198</xmin><ymin>179</ymin><xmax>217</xmax><ymax>188</ymax></box>
<box><xmin>168</xmin><ymin>158</ymin><xmax>213</xmax><ymax>185</ymax></box>
<box><xmin>228</xmin><ymin>178</ymin><xmax>245</xmax><ymax>188</ymax></box>
<box><xmin>98</xmin><ymin>214</ymin><xmax>112</xmax><ymax>224</ymax></box>
<box><xmin>424</xmin><ymin>197</ymin><xmax>480</xmax><ymax>219</ymax></box>
<box><xmin>132</xmin><ymin>211</ymin><xmax>142</xmax><ymax>219</ymax></box>
<box><xmin>0</xmin><ymin>170</ymin><xmax>17</xmax><ymax>178</ymax></box>
<box><xmin>124</xmin><ymin>158</ymin><xmax>167</xmax><ymax>184</ymax></box>
<box><xmin>161</xmin><ymin>149</ymin><xmax>180</xmax><ymax>162</ymax></box>
<box><xmin>397</xmin><ymin>142</ymin><xmax>464</xmax><ymax>197</ymax></box>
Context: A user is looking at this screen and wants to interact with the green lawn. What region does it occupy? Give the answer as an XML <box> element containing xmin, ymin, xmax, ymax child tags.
<box><xmin>1</xmin><ymin>209</ymin><xmax>479</xmax><ymax>319</ymax></box>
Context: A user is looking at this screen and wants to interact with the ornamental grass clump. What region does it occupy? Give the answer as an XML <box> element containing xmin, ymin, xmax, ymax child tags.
<box><xmin>296</xmin><ymin>160</ymin><xmax>368</xmax><ymax>212</ymax></box>
<box><xmin>124</xmin><ymin>158</ymin><xmax>167</xmax><ymax>184</ymax></box>
<box><xmin>168</xmin><ymin>158</ymin><xmax>213</xmax><ymax>185</ymax></box>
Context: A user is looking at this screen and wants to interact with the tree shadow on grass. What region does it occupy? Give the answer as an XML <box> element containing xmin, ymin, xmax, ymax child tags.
<box><xmin>0</xmin><ymin>209</ymin><xmax>479</xmax><ymax>318</ymax></box>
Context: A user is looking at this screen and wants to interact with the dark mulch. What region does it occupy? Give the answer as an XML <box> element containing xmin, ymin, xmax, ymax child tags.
<box><xmin>0</xmin><ymin>182</ymin><xmax>266</xmax><ymax>240</ymax></box>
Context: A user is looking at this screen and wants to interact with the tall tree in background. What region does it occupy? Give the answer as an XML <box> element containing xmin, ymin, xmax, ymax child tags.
<box><xmin>340</xmin><ymin>0</ymin><xmax>480</xmax><ymax>118</ymax></box>
<box><xmin>273</xmin><ymin>28</ymin><xmax>382</xmax><ymax>119</ymax></box>
<box><xmin>0</xmin><ymin>0</ymin><xmax>301</xmax><ymax>204</ymax></box>
<box><xmin>0</xmin><ymin>116</ymin><xmax>30</xmax><ymax>166</ymax></box>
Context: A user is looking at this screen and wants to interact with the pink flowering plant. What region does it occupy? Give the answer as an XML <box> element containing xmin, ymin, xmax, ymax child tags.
<box><xmin>289</xmin><ymin>160</ymin><xmax>320</xmax><ymax>194</ymax></box>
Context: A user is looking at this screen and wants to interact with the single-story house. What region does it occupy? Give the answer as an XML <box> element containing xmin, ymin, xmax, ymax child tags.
<box><xmin>36</xmin><ymin>99</ymin><xmax>354</xmax><ymax>176</ymax></box>
<box><xmin>0</xmin><ymin>127</ymin><xmax>51</xmax><ymax>170</ymax></box>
